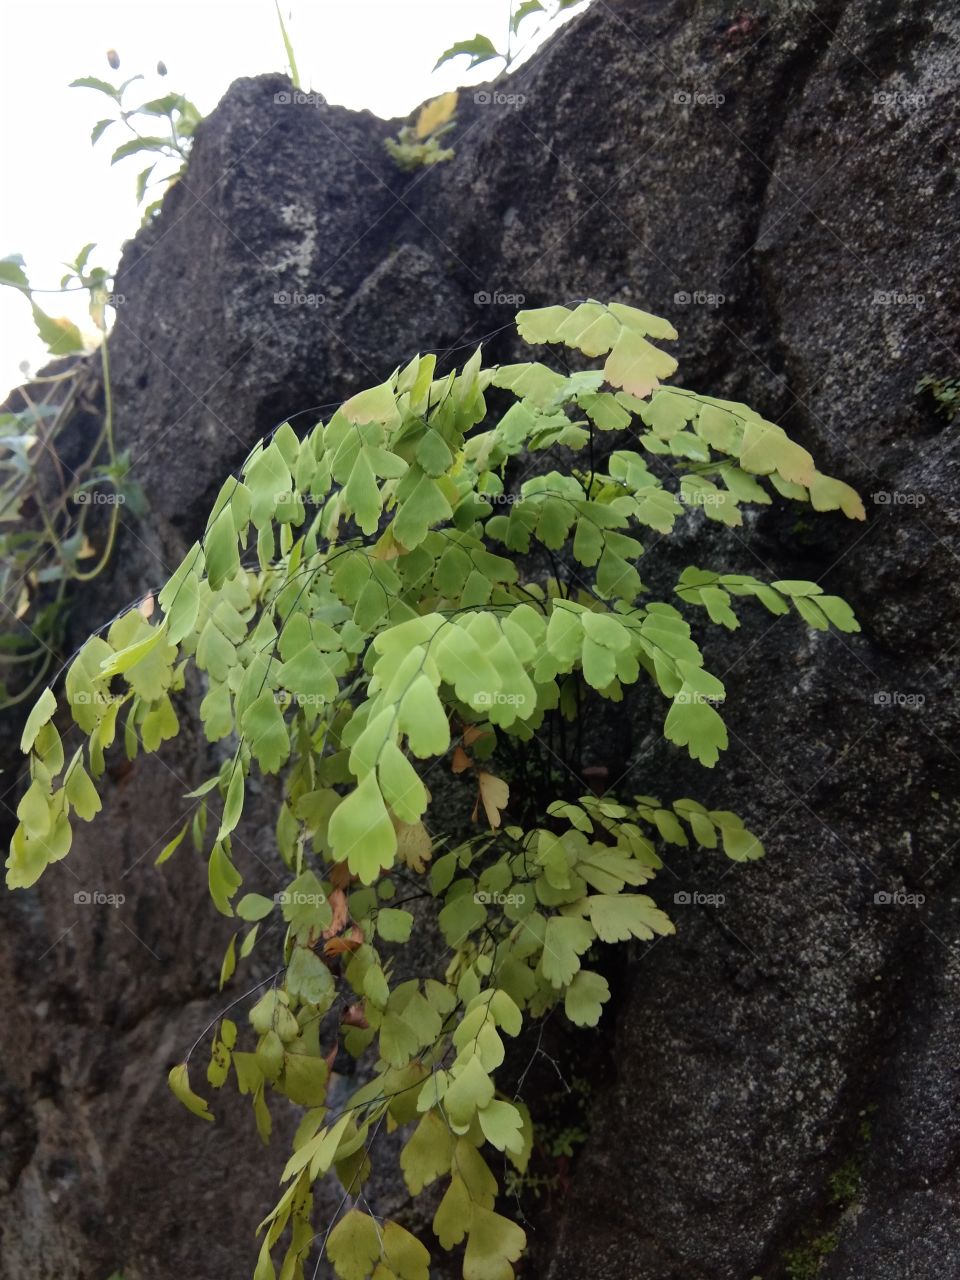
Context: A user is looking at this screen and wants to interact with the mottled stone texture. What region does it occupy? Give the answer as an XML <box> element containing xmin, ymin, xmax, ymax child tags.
<box><xmin>1</xmin><ymin>1</ymin><xmax>957</xmax><ymax>1277</ymax></box>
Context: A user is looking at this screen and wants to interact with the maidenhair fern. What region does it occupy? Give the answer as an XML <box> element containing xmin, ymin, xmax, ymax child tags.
<box><xmin>8</xmin><ymin>299</ymin><xmax>863</xmax><ymax>1280</ymax></box>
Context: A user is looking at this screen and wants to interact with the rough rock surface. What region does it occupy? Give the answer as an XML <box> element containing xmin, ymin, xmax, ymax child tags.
<box><xmin>1</xmin><ymin>1</ymin><xmax>958</xmax><ymax>1278</ymax></box>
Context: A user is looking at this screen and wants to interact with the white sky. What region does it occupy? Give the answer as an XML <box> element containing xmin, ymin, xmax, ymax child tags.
<box><xmin>0</xmin><ymin>0</ymin><xmax>585</xmax><ymax>399</ymax></box>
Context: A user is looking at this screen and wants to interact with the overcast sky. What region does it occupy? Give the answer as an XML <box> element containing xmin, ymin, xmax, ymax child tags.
<box><xmin>0</xmin><ymin>0</ymin><xmax>584</xmax><ymax>398</ymax></box>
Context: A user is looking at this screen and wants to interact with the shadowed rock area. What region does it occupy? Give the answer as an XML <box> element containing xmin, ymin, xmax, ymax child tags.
<box><xmin>1</xmin><ymin>1</ymin><xmax>958</xmax><ymax>1277</ymax></box>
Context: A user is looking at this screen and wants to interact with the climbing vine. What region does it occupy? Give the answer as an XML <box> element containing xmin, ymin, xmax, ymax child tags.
<box><xmin>7</xmin><ymin>299</ymin><xmax>863</xmax><ymax>1280</ymax></box>
<box><xmin>71</xmin><ymin>50</ymin><xmax>201</xmax><ymax>216</ymax></box>
<box><xmin>0</xmin><ymin>248</ymin><xmax>144</xmax><ymax>708</ymax></box>
<box><xmin>436</xmin><ymin>0</ymin><xmax>585</xmax><ymax>76</ymax></box>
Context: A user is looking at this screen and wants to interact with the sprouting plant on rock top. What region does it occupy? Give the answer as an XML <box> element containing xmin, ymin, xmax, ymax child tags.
<box><xmin>915</xmin><ymin>372</ymin><xmax>959</xmax><ymax>424</ymax></box>
<box><xmin>0</xmin><ymin>248</ymin><xmax>141</xmax><ymax>708</ymax></box>
<box><xmin>386</xmin><ymin>92</ymin><xmax>458</xmax><ymax>172</ymax></box>
<box><xmin>436</xmin><ymin>0</ymin><xmax>585</xmax><ymax>77</ymax></box>
<box><xmin>274</xmin><ymin>0</ymin><xmax>303</xmax><ymax>91</ymax></box>
<box><xmin>72</xmin><ymin>50</ymin><xmax>201</xmax><ymax>218</ymax></box>
<box><xmin>7</xmin><ymin>299</ymin><xmax>864</xmax><ymax>1280</ymax></box>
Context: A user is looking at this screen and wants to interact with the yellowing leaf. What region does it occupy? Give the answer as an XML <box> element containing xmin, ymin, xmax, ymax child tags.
<box><xmin>401</xmin><ymin>1110</ymin><xmax>455</xmax><ymax>1195</ymax></box>
<box><xmin>475</xmin><ymin>772</ymin><xmax>509</xmax><ymax>830</ymax></box>
<box><xmin>587</xmin><ymin>894</ymin><xmax>675</xmax><ymax>943</ymax></box>
<box><xmin>739</xmin><ymin>419</ymin><xmax>816</xmax><ymax>487</ymax></box>
<box><xmin>463</xmin><ymin>1207</ymin><xmax>526</xmax><ymax>1280</ymax></box>
<box><xmin>380</xmin><ymin>1221</ymin><xmax>430</xmax><ymax>1280</ymax></box>
<box><xmin>327</xmin><ymin>1208</ymin><xmax>380</xmax><ymax>1280</ymax></box>
<box><xmin>168</xmin><ymin>1062</ymin><xmax>214</xmax><ymax>1122</ymax></box>
<box><xmin>416</xmin><ymin>90</ymin><xmax>457</xmax><ymax>139</ymax></box>
<box><xmin>808</xmin><ymin>470</ymin><xmax>866</xmax><ymax>520</ymax></box>
<box><xmin>396</xmin><ymin>819</ymin><xmax>432</xmax><ymax>873</ymax></box>
<box><xmin>603</xmin><ymin>325</ymin><xmax>677</xmax><ymax>398</ymax></box>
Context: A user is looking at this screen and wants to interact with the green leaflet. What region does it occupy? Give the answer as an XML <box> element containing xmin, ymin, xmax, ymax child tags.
<box><xmin>6</xmin><ymin>296</ymin><xmax>866</xmax><ymax>1279</ymax></box>
<box><xmin>241</xmin><ymin>692</ymin><xmax>290</xmax><ymax>775</ymax></box>
<box><xmin>20</xmin><ymin>687</ymin><xmax>56</xmax><ymax>752</ymax></box>
<box><xmin>328</xmin><ymin>771</ymin><xmax>397</xmax><ymax>883</ymax></box>
<box><xmin>587</xmin><ymin>894</ymin><xmax>675</xmax><ymax>943</ymax></box>
<box><xmin>564</xmin><ymin>969</ymin><xmax>611</xmax><ymax>1026</ymax></box>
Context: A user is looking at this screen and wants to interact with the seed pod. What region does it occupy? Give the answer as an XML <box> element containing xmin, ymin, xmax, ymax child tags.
<box><xmin>106</xmin><ymin>48</ymin><xmax>120</xmax><ymax>70</ymax></box>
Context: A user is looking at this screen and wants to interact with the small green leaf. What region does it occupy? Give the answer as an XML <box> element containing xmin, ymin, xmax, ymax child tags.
<box><xmin>218</xmin><ymin>765</ymin><xmax>244</xmax><ymax>840</ymax></box>
<box><xmin>433</xmin><ymin>33</ymin><xmax>500</xmax><ymax>71</ymax></box>
<box><xmin>156</xmin><ymin>819</ymin><xmax>189</xmax><ymax>865</ymax></box>
<box><xmin>564</xmin><ymin>970</ymin><xmax>611</xmax><ymax>1027</ymax></box>
<box><xmin>377</xmin><ymin>907</ymin><xmax>414</xmax><ymax>943</ymax></box>
<box><xmin>21</xmin><ymin>687</ymin><xmax>56</xmax><ymax>752</ymax></box>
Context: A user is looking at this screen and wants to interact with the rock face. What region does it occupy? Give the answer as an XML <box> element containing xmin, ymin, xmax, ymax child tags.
<box><xmin>1</xmin><ymin>1</ymin><xmax>958</xmax><ymax>1277</ymax></box>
